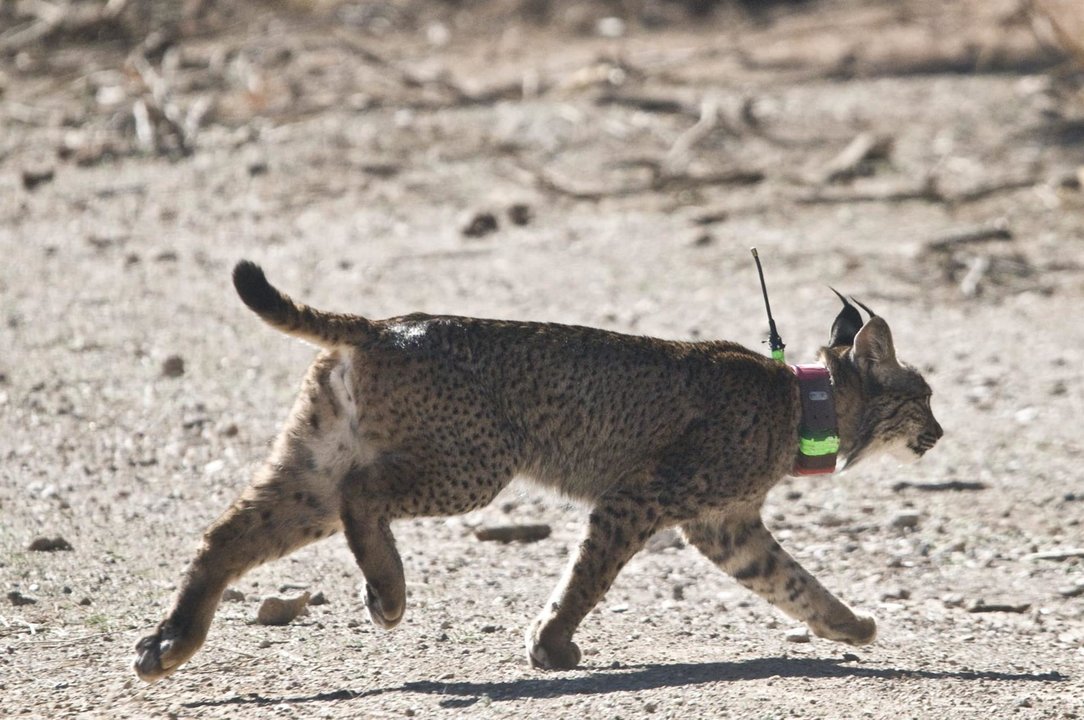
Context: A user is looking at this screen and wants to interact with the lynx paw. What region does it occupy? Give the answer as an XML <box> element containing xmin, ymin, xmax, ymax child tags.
<box><xmin>813</xmin><ymin>611</ymin><xmax>877</xmax><ymax>646</ymax></box>
<box><xmin>526</xmin><ymin>623</ymin><xmax>582</xmax><ymax>670</ymax></box>
<box><xmin>133</xmin><ymin>623</ymin><xmax>196</xmax><ymax>682</ymax></box>
<box><xmin>842</xmin><ymin>612</ymin><xmax>878</xmax><ymax>645</ymax></box>
<box><xmin>365</xmin><ymin>582</ymin><xmax>403</xmax><ymax>629</ymax></box>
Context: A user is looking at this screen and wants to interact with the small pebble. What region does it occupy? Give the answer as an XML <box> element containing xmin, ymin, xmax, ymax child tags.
<box><xmin>890</xmin><ymin>510</ymin><xmax>921</xmax><ymax>529</ymax></box>
<box><xmin>28</xmin><ymin>536</ymin><xmax>73</xmax><ymax>552</ymax></box>
<box><xmin>785</xmin><ymin>628</ymin><xmax>810</xmax><ymax>643</ymax></box>
<box><xmin>222</xmin><ymin>588</ymin><xmax>246</xmax><ymax>603</ymax></box>
<box><xmin>256</xmin><ymin>591</ymin><xmax>310</xmax><ymax>626</ymax></box>
<box><xmin>461</xmin><ymin>211</ymin><xmax>498</xmax><ymax>239</ymax></box>
<box><xmin>1057</xmin><ymin>582</ymin><xmax>1084</xmax><ymax>599</ymax></box>
<box><xmin>161</xmin><ymin>355</ymin><xmax>185</xmax><ymax>378</ymax></box>
<box><xmin>309</xmin><ymin>590</ymin><xmax>328</xmax><ymax>606</ymax></box>
<box><xmin>507</xmin><ymin>203</ymin><xmax>532</xmax><ymax>226</ymax></box>
<box><xmin>8</xmin><ymin>591</ymin><xmax>37</xmax><ymax>606</ymax></box>
<box><xmin>842</xmin><ymin>652</ymin><xmax>861</xmax><ymax>662</ymax></box>
<box><xmin>474</xmin><ymin>524</ymin><xmax>550</xmax><ymax>543</ymax></box>
<box><xmin>596</xmin><ymin>16</ymin><xmax>626</xmax><ymax>38</ymax></box>
<box><xmin>22</xmin><ymin>167</ymin><xmax>55</xmax><ymax>190</ymax></box>
<box><xmin>967</xmin><ymin>599</ymin><xmax>1030</xmax><ymax>614</ymax></box>
<box><xmin>881</xmin><ymin>587</ymin><xmax>911</xmax><ymax>601</ymax></box>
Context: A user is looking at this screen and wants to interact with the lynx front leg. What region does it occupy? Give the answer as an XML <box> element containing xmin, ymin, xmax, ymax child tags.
<box><xmin>683</xmin><ymin>514</ymin><xmax>876</xmax><ymax>645</ymax></box>
<box><xmin>527</xmin><ymin>491</ymin><xmax>661</xmax><ymax>670</ymax></box>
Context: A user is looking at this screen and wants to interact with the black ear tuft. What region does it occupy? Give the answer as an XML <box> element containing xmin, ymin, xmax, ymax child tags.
<box><xmin>851</xmin><ymin>297</ymin><xmax>877</xmax><ymax>319</ymax></box>
<box><xmin>828</xmin><ymin>288</ymin><xmax>863</xmax><ymax>347</ymax></box>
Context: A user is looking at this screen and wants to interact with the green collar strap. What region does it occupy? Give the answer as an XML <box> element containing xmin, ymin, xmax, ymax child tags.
<box><xmin>790</xmin><ymin>364</ymin><xmax>839</xmax><ymax>475</ymax></box>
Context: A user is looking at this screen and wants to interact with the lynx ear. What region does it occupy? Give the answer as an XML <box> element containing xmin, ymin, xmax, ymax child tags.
<box><xmin>851</xmin><ymin>316</ymin><xmax>897</xmax><ymax>371</ymax></box>
<box><xmin>828</xmin><ymin>288</ymin><xmax>863</xmax><ymax>347</ymax></box>
<box><xmin>851</xmin><ymin>297</ymin><xmax>877</xmax><ymax>319</ymax></box>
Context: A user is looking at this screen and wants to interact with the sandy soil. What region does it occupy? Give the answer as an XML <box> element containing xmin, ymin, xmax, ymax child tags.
<box><xmin>2</xmin><ymin>1</ymin><xmax>1083</xmax><ymax>717</ymax></box>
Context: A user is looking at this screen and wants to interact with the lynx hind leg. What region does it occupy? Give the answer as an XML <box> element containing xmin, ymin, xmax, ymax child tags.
<box><xmin>134</xmin><ymin>354</ymin><xmax>357</xmax><ymax>682</ymax></box>
<box><xmin>683</xmin><ymin>514</ymin><xmax>876</xmax><ymax>645</ymax></box>
<box><xmin>527</xmin><ymin>490</ymin><xmax>662</xmax><ymax>670</ymax></box>
<box><xmin>339</xmin><ymin>452</ymin><xmax>514</xmax><ymax>632</ymax></box>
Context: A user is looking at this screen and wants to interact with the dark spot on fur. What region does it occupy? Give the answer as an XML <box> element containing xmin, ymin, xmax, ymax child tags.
<box><xmin>612</xmin><ymin>526</ymin><xmax>626</xmax><ymax>547</ymax></box>
<box><xmin>762</xmin><ymin>551</ymin><xmax>778</xmax><ymax>577</ymax></box>
<box><xmin>732</xmin><ymin>521</ymin><xmax>759</xmax><ymax>547</ymax></box>
<box><xmin>733</xmin><ymin>560</ymin><xmax>761</xmax><ymax>580</ymax></box>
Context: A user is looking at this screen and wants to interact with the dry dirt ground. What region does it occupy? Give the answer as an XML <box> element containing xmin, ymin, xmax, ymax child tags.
<box><xmin>2</xmin><ymin>1</ymin><xmax>1084</xmax><ymax>717</ymax></box>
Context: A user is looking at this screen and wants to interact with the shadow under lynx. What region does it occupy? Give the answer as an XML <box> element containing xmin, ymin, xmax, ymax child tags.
<box><xmin>134</xmin><ymin>261</ymin><xmax>942</xmax><ymax>681</ymax></box>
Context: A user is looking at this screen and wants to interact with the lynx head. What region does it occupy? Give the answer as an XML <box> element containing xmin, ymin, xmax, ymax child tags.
<box><xmin>824</xmin><ymin>291</ymin><xmax>943</xmax><ymax>469</ymax></box>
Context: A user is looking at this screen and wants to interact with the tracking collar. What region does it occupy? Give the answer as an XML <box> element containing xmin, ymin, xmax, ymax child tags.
<box><xmin>749</xmin><ymin>248</ymin><xmax>839</xmax><ymax>474</ymax></box>
<box><xmin>791</xmin><ymin>364</ymin><xmax>839</xmax><ymax>475</ymax></box>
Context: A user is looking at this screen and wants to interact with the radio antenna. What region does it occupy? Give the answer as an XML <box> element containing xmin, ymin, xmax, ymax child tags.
<box><xmin>750</xmin><ymin>248</ymin><xmax>785</xmax><ymax>363</ymax></box>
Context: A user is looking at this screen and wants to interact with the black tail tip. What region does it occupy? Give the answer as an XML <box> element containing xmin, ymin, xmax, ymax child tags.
<box><xmin>232</xmin><ymin>260</ymin><xmax>281</xmax><ymax>314</ymax></box>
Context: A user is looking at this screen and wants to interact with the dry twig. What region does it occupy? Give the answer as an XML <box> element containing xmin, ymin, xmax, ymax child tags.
<box><xmin>0</xmin><ymin>0</ymin><xmax>129</xmax><ymax>54</ymax></box>
<box><xmin>819</xmin><ymin>132</ymin><xmax>894</xmax><ymax>184</ymax></box>
<box><xmin>924</xmin><ymin>225</ymin><xmax>1014</xmax><ymax>253</ymax></box>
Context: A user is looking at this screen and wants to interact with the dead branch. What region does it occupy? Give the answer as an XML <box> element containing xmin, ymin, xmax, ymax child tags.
<box><xmin>924</xmin><ymin>224</ymin><xmax>1014</xmax><ymax>253</ymax></box>
<box><xmin>667</xmin><ymin>96</ymin><xmax>724</xmax><ymax>171</ymax></box>
<box><xmin>523</xmin><ymin>160</ymin><xmax>763</xmax><ymax>202</ymax></box>
<box><xmin>128</xmin><ymin>54</ymin><xmax>192</xmax><ymax>156</ymax></box>
<box><xmin>333</xmin><ymin>30</ymin><xmax>474</xmax><ymax>105</ymax></box>
<box><xmin>594</xmin><ymin>92</ymin><xmax>695</xmax><ymax>116</ymax></box>
<box><xmin>892</xmin><ymin>480</ymin><xmax>989</xmax><ymax>492</ymax></box>
<box><xmin>796</xmin><ymin>178</ymin><xmax>941</xmax><ymax>205</ymax></box>
<box><xmin>797</xmin><ymin>175</ymin><xmax>1040</xmax><ymax>206</ymax></box>
<box><xmin>967</xmin><ymin>601</ymin><xmax>1031</xmax><ymax>614</ymax></box>
<box><xmin>946</xmin><ymin>177</ymin><xmax>1042</xmax><ymax>204</ymax></box>
<box><xmin>819</xmin><ymin>132</ymin><xmax>894</xmax><ymax>184</ymax></box>
<box><xmin>0</xmin><ymin>0</ymin><xmax>129</xmax><ymax>54</ymax></box>
<box><xmin>1022</xmin><ymin>548</ymin><xmax>1084</xmax><ymax>561</ymax></box>
<box><xmin>1030</xmin><ymin>0</ymin><xmax>1084</xmax><ymax>66</ymax></box>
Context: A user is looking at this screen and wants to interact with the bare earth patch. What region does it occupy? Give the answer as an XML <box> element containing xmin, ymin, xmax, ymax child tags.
<box><xmin>1</xmin><ymin>1</ymin><xmax>1082</xmax><ymax>717</ymax></box>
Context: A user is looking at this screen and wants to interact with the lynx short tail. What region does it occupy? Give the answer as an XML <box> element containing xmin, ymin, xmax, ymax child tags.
<box><xmin>232</xmin><ymin>260</ymin><xmax>372</xmax><ymax>347</ymax></box>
